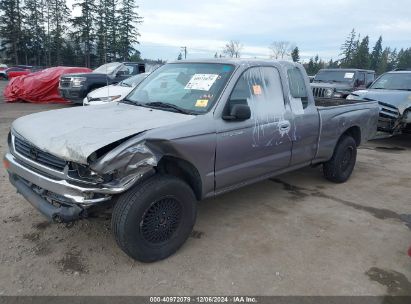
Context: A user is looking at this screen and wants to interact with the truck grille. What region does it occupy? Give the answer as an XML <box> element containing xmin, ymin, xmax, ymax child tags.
<box><xmin>377</xmin><ymin>101</ymin><xmax>400</xmax><ymax>133</ymax></box>
<box><xmin>312</xmin><ymin>87</ymin><xmax>326</xmax><ymax>98</ymax></box>
<box><xmin>378</xmin><ymin>101</ymin><xmax>400</xmax><ymax>119</ymax></box>
<box><xmin>14</xmin><ymin>136</ymin><xmax>67</xmax><ymax>171</ymax></box>
<box><xmin>59</xmin><ymin>77</ymin><xmax>71</xmax><ymax>88</ymax></box>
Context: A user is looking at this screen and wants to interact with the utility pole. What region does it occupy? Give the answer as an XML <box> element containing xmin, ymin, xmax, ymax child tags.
<box><xmin>181</xmin><ymin>46</ymin><xmax>187</xmax><ymax>59</ymax></box>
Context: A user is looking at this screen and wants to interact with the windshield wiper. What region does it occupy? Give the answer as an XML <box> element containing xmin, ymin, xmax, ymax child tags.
<box><xmin>120</xmin><ymin>98</ymin><xmax>140</xmax><ymax>106</ymax></box>
<box><xmin>145</xmin><ymin>101</ymin><xmax>192</xmax><ymax>114</ymax></box>
<box><xmin>120</xmin><ymin>82</ymin><xmax>131</xmax><ymax>87</ymax></box>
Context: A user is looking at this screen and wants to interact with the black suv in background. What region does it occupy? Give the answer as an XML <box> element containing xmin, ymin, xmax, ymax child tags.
<box><xmin>59</xmin><ymin>62</ymin><xmax>146</xmax><ymax>104</ymax></box>
<box><xmin>311</xmin><ymin>68</ymin><xmax>375</xmax><ymax>100</ymax></box>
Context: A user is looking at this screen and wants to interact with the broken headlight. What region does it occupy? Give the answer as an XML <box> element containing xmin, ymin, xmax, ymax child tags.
<box><xmin>68</xmin><ymin>162</ymin><xmax>112</xmax><ymax>183</ymax></box>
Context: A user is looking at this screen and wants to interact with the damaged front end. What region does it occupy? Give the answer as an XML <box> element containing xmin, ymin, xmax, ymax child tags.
<box><xmin>5</xmin><ymin>132</ymin><xmax>158</xmax><ymax>223</ymax></box>
<box><xmin>378</xmin><ymin>101</ymin><xmax>411</xmax><ymax>134</ymax></box>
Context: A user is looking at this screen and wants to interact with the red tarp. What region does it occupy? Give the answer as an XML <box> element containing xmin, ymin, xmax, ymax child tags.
<box><xmin>8</xmin><ymin>69</ymin><xmax>31</xmax><ymax>79</ymax></box>
<box><xmin>4</xmin><ymin>66</ymin><xmax>92</xmax><ymax>104</ymax></box>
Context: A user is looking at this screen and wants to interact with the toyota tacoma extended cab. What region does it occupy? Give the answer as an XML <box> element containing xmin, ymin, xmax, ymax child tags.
<box><xmin>59</xmin><ymin>62</ymin><xmax>146</xmax><ymax>104</ymax></box>
<box><xmin>4</xmin><ymin>59</ymin><xmax>379</xmax><ymax>262</ymax></box>
<box><xmin>311</xmin><ymin>68</ymin><xmax>375</xmax><ymax>100</ymax></box>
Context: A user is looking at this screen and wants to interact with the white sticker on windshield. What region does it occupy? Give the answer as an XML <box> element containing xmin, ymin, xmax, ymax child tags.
<box><xmin>185</xmin><ymin>74</ymin><xmax>219</xmax><ymax>91</ymax></box>
<box><xmin>344</xmin><ymin>72</ymin><xmax>354</xmax><ymax>79</ymax></box>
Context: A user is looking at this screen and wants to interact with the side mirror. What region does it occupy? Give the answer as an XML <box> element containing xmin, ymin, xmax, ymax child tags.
<box><xmin>116</xmin><ymin>70</ymin><xmax>127</xmax><ymax>77</ymax></box>
<box><xmin>223</xmin><ymin>104</ymin><xmax>251</xmax><ymax>121</ymax></box>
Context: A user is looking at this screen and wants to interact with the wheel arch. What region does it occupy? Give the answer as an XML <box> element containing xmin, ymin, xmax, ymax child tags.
<box><xmin>156</xmin><ymin>156</ymin><xmax>202</xmax><ymax>200</ymax></box>
<box><xmin>341</xmin><ymin>125</ymin><xmax>361</xmax><ymax>146</ymax></box>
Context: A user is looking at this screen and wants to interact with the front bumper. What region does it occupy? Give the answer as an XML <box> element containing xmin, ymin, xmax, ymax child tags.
<box><xmin>4</xmin><ymin>152</ymin><xmax>135</xmax><ymax>222</ymax></box>
<box><xmin>59</xmin><ymin>87</ymin><xmax>86</xmax><ymax>104</ymax></box>
<box><xmin>4</xmin><ymin>153</ymin><xmax>120</xmax><ymax>205</ymax></box>
<box><xmin>8</xmin><ymin>173</ymin><xmax>84</xmax><ymax>222</ymax></box>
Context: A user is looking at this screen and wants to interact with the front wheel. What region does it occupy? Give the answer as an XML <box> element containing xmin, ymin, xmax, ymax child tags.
<box><xmin>112</xmin><ymin>175</ymin><xmax>197</xmax><ymax>262</ymax></box>
<box><xmin>323</xmin><ymin>135</ymin><xmax>357</xmax><ymax>183</ymax></box>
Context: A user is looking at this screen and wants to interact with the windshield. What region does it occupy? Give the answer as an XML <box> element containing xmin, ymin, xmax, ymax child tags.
<box><xmin>370</xmin><ymin>73</ymin><xmax>411</xmax><ymax>90</ymax></box>
<box><xmin>120</xmin><ymin>73</ymin><xmax>148</xmax><ymax>87</ymax></box>
<box><xmin>93</xmin><ymin>62</ymin><xmax>122</xmax><ymax>74</ymax></box>
<box><xmin>125</xmin><ymin>63</ymin><xmax>235</xmax><ymax>114</ymax></box>
<box><xmin>314</xmin><ymin>71</ymin><xmax>355</xmax><ymax>83</ymax></box>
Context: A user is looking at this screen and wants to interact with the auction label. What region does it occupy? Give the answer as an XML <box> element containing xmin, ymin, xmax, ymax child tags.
<box><xmin>185</xmin><ymin>74</ymin><xmax>219</xmax><ymax>91</ymax></box>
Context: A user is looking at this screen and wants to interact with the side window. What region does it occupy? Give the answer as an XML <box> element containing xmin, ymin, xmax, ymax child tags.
<box><xmin>226</xmin><ymin>67</ymin><xmax>285</xmax><ymax>117</ymax></box>
<box><xmin>366</xmin><ymin>73</ymin><xmax>375</xmax><ymax>86</ymax></box>
<box><xmin>287</xmin><ymin>67</ymin><xmax>308</xmax><ymax>109</ymax></box>
<box><xmin>357</xmin><ymin>72</ymin><xmax>366</xmax><ymax>85</ymax></box>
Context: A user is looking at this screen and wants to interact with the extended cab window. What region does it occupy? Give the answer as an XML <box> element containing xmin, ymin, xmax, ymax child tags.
<box><xmin>226</xmin><ymin>67</ymin><xmax>285</xmax><ymax>117</ymax></box>
<box><xmin>287</xmin><ymin>67</ymin><xmax>308</xmax><ymax>109</ymax></box>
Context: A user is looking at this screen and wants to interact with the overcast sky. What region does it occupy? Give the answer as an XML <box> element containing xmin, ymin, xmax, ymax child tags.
<box><xmin>135</xmin><ymin>0</ymin><xmax>411</xmax><ymax>62</ymax></box>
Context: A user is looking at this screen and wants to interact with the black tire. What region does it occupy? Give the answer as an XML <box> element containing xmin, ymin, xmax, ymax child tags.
<box><xmin>323</xmin><ymin>135</ymin><xmax>357</xmax><ymax>183</ymax></box>
<box><xmin>112</xmin><ymin>174</ymin><xmax>197</xmax><ymax>262</ymax></box>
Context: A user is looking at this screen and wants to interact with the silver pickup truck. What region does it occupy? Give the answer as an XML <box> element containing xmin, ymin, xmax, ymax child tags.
<box><xmin>4</xmin><ymin>59</ymin><xmax>379</xmax><ymax>262</ymax></box>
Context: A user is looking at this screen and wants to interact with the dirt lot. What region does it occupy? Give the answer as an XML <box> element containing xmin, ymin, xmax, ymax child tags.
<box><xmin>0</xmin><ymin>80</ymin><xmax>410</xmax><ymax>296</ymax></box>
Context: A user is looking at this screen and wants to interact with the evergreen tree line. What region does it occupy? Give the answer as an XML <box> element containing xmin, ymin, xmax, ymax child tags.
<box><xmin>0</xmin><ymin>0</ymin><xmax>143</xmax><ymax>68</ymax></box>
<box><xmin>305</xmin><ymin>29</ymin><xmax>411</xmax><ymax>75</ymax></box>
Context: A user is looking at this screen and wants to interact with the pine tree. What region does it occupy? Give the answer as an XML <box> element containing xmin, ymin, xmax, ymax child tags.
<box><xmin>46</xmin><ymin>0</ymin><xmax>70</xmax><ymax>66</ymax></box>
<box><xmin>177</xmin><ymin>53</ymin><xmax>182</xmax><ymax>60</ymax></box>
<box><xmin>397</xmin><ymin>48</ymin><xmax>411</xmax><ymax>70</ymax></box>
<box><xmin>307</xmin><ymin>58</ymin><xmax>315</xmax><ymax>75</ymax></box>
<box><xmin>95</xmin><ymin>0</ymin><xmax>107</xmax><ymax>66</ymax></box>
<box><xmin>105</xmin><ymin>0</ymin><xmax>118</xmax><ymax>61</ymax></box>
<box><xmin>352</xmin><ymin>36</ymin><xmax>370</xmax><ymax>69</ymax></box>
<box><xmin>328</xmin><ymin>58</ymin><xmax>339</xmax><ymax>68</ymax></box>
<box><xmin>340</xmin><ymin>29</ymin><xmax>356</xmax><ymax>68</ymax></box>
<box><xmin>377</xmin><ymin>47</ymin><xmax>389</xmax><ymax>75</ymax></box>
<box><xmin>291</xmin><ymin>46</ymin><xmax>300</xmax><ymax>62</ymax></box>
<box><xmin>387</xmin><ymin>48</ymin><xmax>398</xmax><ymax>71</ymax></box>
<box><xmin>370</xmin><ymin>36</ymin><xmax>383</xmax><ymax>71</ymax></box>
<box><xmin>129</xmin><ymin>49</ymin><xmax>141</xmax><ymax>62</ymax></box>
<box><xmin>71</xmin><ymin>0</ymin><xmax>96</xmax><ymax>67</ymax></box>
<box><xmin>0</xmin><ymin>0</ymin><xmax>25</xmax><ymax>64</ymax></box>
<box><xmin>117</xmin><ymin>0</ymin><xmax>143</xmax><ymax>61</ymax></box>
<box><xmin>24</xmin><ymin>0</ymin><xmax>47</xmax><ymax>66</ymax></box>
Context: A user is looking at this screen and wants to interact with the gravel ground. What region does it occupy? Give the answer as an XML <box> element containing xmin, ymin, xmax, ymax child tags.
<box><xmin>0</xmin><ymin>80</ymin><xmax>410</xmax><ymax>296</ymax></box>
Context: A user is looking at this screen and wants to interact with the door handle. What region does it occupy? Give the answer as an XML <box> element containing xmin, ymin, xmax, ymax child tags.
<box><xmin>279</xmin><ymin>121</ymin><xmax>291</xmax><ymax>132</ymax></box>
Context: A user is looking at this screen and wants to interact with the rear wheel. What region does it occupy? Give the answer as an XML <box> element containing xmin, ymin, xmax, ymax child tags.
<box><xmin>323</xmin><ymin>135</ymin><xmax>357</xmax><ymax>183</ymax></box>
<box><xmin>112</xmin><ymin>175</ymin><xmax>197</xmax><ymax>262</ymax></box>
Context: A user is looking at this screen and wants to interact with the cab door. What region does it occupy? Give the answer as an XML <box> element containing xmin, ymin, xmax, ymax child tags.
<box><xmin>286</xmin><ymin>66</ymin><xmax>320</xmax><ymax>166</ymax></box>
<box><xmin>215</xmin><ymin>66</ymin><xmax>292</xmax><ymax>192</ymax></box>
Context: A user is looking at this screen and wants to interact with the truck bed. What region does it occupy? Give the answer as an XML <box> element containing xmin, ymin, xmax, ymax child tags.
<box><xmin>314</xmin><ymin>100</ymin><xmax>379</xmax><ymax>163</ymax></box>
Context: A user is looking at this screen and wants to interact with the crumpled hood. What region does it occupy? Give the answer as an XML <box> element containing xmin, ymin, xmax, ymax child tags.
<box><xmin>12</xmin><ymin>103</ymin><xmax>195</xmax><ymax>164</ymax></box>
<box><xmin>311</xmin><ymin>82</ymin><xmax>352</xmax><ymax>91</ymax></box>
<box><xmin>351</xmin><ymin>89</ymin><xmax>411</xmax><ymax>114</ymax></box>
